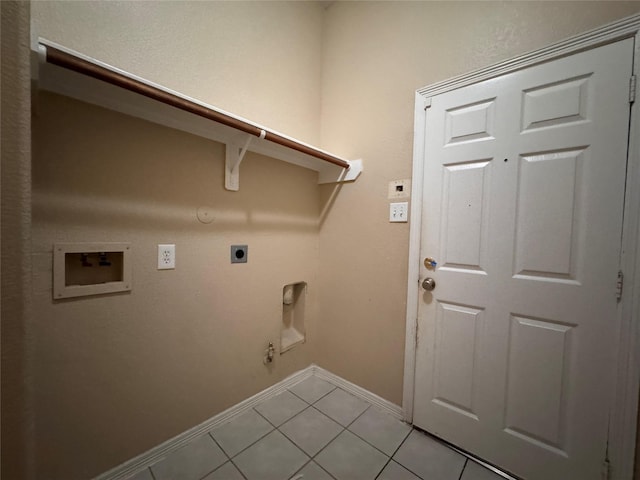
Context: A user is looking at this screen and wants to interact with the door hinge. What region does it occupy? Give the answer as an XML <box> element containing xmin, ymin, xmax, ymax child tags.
<box><xmin>630</xmin><ymin>75</ymin><xmax>636</xmax><ymax>104</ymax></box>
<box><xmin>616</xmin><ymin>270</ymin><xmax>624</xmax><ymax>301</ymax></box>
<box><xmin>601</xmin><ymin>458</ymin><xmax>611</xmax><ymax>480</ymax></box>
<box><xmin>424</xmin><ymin>97</ymin><xmax>432</xmax><ymax>110</ymax></box>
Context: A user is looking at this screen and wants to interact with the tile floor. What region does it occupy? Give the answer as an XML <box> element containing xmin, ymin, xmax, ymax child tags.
<box><xmin>126</xmin><ymin>376</ymin><xmax>506</xmax><ymax>480</ymax></box>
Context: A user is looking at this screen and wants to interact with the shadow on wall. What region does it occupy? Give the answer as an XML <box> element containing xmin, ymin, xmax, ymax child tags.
<box><xmin>33</xmin><ymin>91</ymin><xmax>344</xmax><ymax>233</ymax></box>
<box><xmin>31</xmin><ymin>90</ymin><xmax>331</xmax><ymax>479</ymax></box>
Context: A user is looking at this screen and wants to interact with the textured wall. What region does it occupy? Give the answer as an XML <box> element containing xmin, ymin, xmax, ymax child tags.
<box><xmin>29</xmin><ymin>1</ymin><xmax>640</xmax><ymax>479</ymax></box>
<box><xmin>31</xmin><ymin>2</ymin><xmax>325</xmax><ymax>479</ymax></box>
<box><xmin>32</xmin><ymin>93</ymin><xmax>321</xmax><ymax>479</ymax></box>
<box><xmin>316</xmin><ymin>1</ymin><xmax>640</xmax><ymax>406</ymax></box>
<box><xmin>32</xmin><ymin>0</ymin><xmax>324</xmax><ymax>145</ymax></box>
<box><xmin>1</xmin><ymin>1</ymin><xmax>34</xmax><ymax>479</ymax></box>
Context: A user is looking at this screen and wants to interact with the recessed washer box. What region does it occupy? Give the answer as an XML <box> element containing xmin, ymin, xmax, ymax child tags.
<box><xmin>53</xmin><ymin>242</ymin><xmax>132</xmax><ymax>299</ymax></box>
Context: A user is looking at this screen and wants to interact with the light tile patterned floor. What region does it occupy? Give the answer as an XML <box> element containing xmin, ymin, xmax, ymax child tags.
<box><xmin>127</xmin><ymin>376</ymin><xmax>507</xmax><ymax>480</ymax></box>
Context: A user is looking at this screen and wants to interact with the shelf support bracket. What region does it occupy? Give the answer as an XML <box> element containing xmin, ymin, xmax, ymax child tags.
<box><xmin>225</xmin><ymin>130</ymin><xmax>266</xmax><ymax>191</ymax></box>
<box><xmin>317</xmin><ymin>159</ymin><xmax>363</xmax><ymax>184</ymax></box>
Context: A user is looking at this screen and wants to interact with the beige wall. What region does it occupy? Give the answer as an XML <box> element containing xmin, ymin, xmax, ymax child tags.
<box><xmin>31</xmin><ymin>2</ymin><xmax>325</xmax><ymax>479</ymax></box>
<box><xmin>32</xmin><ymin>93</ymin><xmax>321</xmax><ymax>479</ymax></box>
<box><xmin>29</xmin><ymin>1</ymin><xmax>640</xmax><ymax>479</ymax></box>
<box><xmin>33</xmin><ymin>0</ymin><xmax>324</xmax><ymax>145</ymax></box>
<box><xmin>316</xmin><ymin>0</ymin><xmax>640</xmax><ymax>407</ymax></box>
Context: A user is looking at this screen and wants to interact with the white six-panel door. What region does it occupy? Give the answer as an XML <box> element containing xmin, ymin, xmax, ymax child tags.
<box><xmin>413</xmin><ymin>38</ymin><xmax>634</xmax><ymax>480</ymax></box>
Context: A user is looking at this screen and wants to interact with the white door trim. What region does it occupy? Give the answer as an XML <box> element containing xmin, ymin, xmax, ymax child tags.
<box><xmin>403</xmin><ymin>13</ymin><xmax>640</xmax><ymax>480</ymax></box>
<box><xmin>608</xmin><ymin>28</ymin><xmax>640</xmax><ymax>480</ymax></box>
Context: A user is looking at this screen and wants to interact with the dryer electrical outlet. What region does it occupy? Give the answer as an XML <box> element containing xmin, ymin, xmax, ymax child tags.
<box><xmin>231</xmin><ymin>245</ymin><xmax>248</xmax><ymax>263</ymax></box>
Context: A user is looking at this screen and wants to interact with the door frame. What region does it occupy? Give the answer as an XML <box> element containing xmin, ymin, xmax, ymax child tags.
<box><xmin>403</xmin><ymin>13</ymin><xmax>640</xmax><ymax>480</ymax></box>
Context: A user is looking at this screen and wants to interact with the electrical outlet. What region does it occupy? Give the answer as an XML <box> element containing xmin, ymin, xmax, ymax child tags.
<box><xmin>389</xmin><ymin>202</ymin><xmax>409</xmax><ymax>223</ymax></box>
<box><xmin>157</xmin><ymin>244</ymin><xmax>175</xmax><ymax>270</ymax></box>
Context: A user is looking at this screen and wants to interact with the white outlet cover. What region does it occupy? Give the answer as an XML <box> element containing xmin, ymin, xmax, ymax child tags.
<box><xmin>389</xmin><ymin>202</ymin><xmax>409</xmax><ymax>223</ymax></box>
<box><xmin>158</xmin><ymin>244</ymin><xmax>175</xmax><ymax>270</ymax></box>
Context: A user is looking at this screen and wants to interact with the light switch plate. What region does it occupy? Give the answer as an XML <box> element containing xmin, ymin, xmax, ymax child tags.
<box><xmin>389</xmin><ymin>202</ymin><xmax>409</xmax><ymax>223</ymax></box>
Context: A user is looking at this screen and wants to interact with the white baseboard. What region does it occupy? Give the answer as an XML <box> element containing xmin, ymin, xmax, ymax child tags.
<box><xmin>94</xmin><ymin>366</ymin><xmax>315</xmax><ymax>480</ymax></box>
<box><xmin>94</xmin><ymin>364</ymin><xmax>404</xmax><ymax>480</ymax></box>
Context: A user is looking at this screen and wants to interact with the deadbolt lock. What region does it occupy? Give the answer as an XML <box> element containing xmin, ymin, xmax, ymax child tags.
<box><xmin>424</xmin><ymin>257</ymin><xmax>437</xmax><ymax>269</ymax></box>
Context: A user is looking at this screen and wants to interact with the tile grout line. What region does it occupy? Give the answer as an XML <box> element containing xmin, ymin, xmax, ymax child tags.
<box><xmin>227</xmin><ymin>383</ymin><xmax>344</xmax><ymax>480</ymax></box>
<box><xmin>374</xmin><ymin>457</ymin><xmax>392</xmax><ymax>480</ymax></box>
<box><xmin>371</xmin><ymin>432</ymin><xmax>413</xmax><ymax>479</ymax></box>
<box><xmin>301</xmin><ymin>422</ymin><xmax>344</xmax><ymax>480</ymax></box>
<box><xmin>372</xmin><ymin>425</ymin><xmax>415</xmax><ymax>480</ymax></box>
<box><xmin>253</xmin><ymin>401</ymin><xmax>305</xmax><ymax>431</ymax></box>
<box><xmin>287</xmin><ymin>459</ymin><xmax>313</xmax><ymax>480</ymax></box>
<box><xmin>300</xmin><ymin>401</ymin><xmax>376</xmax><ymax>480</ymax></box>
<box><xmin>285</xmin><ymin>386</ymin><xmax>414</xmax><ymax>479</ymax></box>
<box><xmin>458</xmin><ymin>458</ymin><xmax>469</xmax><ymax>480</ymax></box>
<box><xmin>205</xmin><ymin>432</ymin><xmax>249</xmax><ymax>480</ymax></box>
<box><xmin>283</xmin><ymin>385</ymin><xmax>374</xmax><ymax>452</ymax></box>
<box><xmin>250</xmin><ymin>404</ymin><xmax>317</xmax><ymax>478</ymax></box>
<box><xmin>413</xmin><ymin>427</ymin><xmax>517</xmax><ymax>480</ymax></box>
<box><xmin>98</xmin><ymin>369</ymin><xmax>417</xmax><ymax>480</ymax></box>
<box><xmin>123</xmin><ymin>375</ymin><xmax>499</xmax><ymax>480</ymax></box>
<box><xmin>344</xmin><ymin>402</ymin><xmax>372</xmax><ymax>429</ymax></box>
<box><xmin>164</xmin><ymin>382</ymin><xmax>405</xmax><ymax>480</ymax></box>
<box><xmin>276</xmin><ymin>403</ymin><xmax>343</xmax><ymax>458</ymax></box>
<box><xmin>287</xmin><ymin>457</ymin><xmax>338</xmax><ymax>480</ymax></box>
<box><xmin>194</xmin><ymin>435</ymin><xmax>223</xmax><ymax>480</ymax></box>
<box><xmin>228</xmin><ymin>457</ymin><xmax>249</xmax><ymax>480</ymax></box>
<box><xmin>287</xmin><ymin>383</ymin><xmax>337</xmax><ymax>405</ymax></box>
<box><xmin>210</xmin><ymin>425</ymin><xmax>249</xmax><ymax>480</ymax></box>
<box><xmin>116</xmin><ymin>369</ymin><xmax>316</xmax><ymax>480</ymax></box>
<box><xmin>290</xmin><ymin>397</ymin><xmax>347</xmax><ymax>480</ymax></box>
<box><xmin>210</xmin><ymin>408</ymin><xmax>277</xmax><ymax>467</ymax></box>
<box><xmin>386</xmin><ymin>429</ymin><xmax>429</xmax><ymax>480</ymax></box>
<box><xmin>345</xmin><ymin>406</ymin><xmax>415</xmax><ymax>459</ymax></box>
<box><xmin>297</xmin><ymin>397</ymin><xmax>353</xmax><ymax>479</ymax></box>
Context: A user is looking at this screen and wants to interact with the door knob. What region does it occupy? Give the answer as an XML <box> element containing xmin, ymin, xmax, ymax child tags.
<box><xmin>422</xmin><ymin>277</ymin><xmax>436</xmax><ymax>291</ymax></box>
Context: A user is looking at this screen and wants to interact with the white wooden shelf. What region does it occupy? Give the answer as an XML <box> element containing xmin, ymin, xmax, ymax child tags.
<box><xmin>31</xmin><ymin>39</ymin><xmax>362</xmax><ymax>190</ymax></box>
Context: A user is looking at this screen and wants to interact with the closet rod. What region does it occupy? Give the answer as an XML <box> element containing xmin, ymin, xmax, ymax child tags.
<box><xmin>43</xmin><ymin>45</ymin><xmax>351</xmax><ymax>170</ymax></box>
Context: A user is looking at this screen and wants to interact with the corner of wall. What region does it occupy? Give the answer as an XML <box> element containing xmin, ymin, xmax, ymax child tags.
<box><xmin>1</xmin><ymin>1</ymin><xmax>35</xmax><ymax>479</ymax></box>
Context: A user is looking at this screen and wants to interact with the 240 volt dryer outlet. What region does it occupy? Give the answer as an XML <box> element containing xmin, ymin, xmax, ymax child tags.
<box><xmin>231</xmin><ymin>245</ymin><xmax>248</xmax><ymax>263</ymax></box>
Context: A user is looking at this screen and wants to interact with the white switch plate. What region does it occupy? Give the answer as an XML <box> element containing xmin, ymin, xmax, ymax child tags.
<box><xmin>158</xmin><ymin>244</ymin><xmax>175</xmax><ymax>269</ymax></box>
<box><xmin>389</xmin><ymin>202</ymin><xmax>409</xmax><ymax>223</ymax></box>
